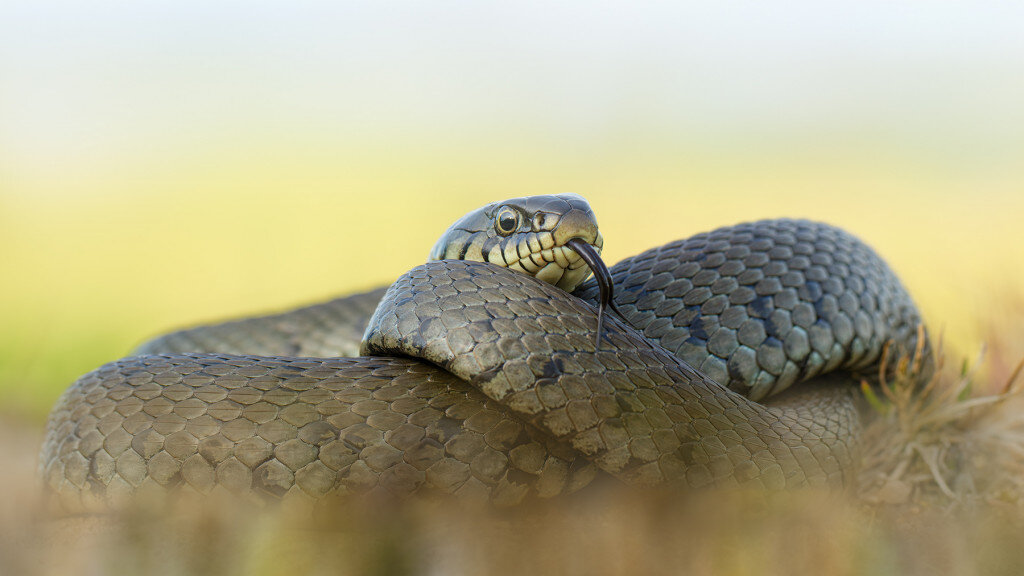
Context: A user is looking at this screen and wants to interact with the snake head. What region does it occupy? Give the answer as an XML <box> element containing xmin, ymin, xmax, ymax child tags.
<box><xmin>428</xmin><ymin>193</ymin><xmax>605</xmax><ymax>292</ymax></box>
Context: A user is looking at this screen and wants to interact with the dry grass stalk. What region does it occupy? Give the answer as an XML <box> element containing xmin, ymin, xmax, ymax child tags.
<box><xmin>858</xmin><ymin>325</ymin><xmax>1024</xmax><ymax>509</ymax></box>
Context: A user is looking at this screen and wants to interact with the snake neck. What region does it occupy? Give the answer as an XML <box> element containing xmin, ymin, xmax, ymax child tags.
<box><xmin>361</xmin><ymin>260</ymin><xmax>858</xmax><ymax>489</ymax></box>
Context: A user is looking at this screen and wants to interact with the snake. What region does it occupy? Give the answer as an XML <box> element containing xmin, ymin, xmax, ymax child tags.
<box><xmin>39</xmin><ymin>193</ymin><xmax>930</xmax><ymax>509</ymax></box>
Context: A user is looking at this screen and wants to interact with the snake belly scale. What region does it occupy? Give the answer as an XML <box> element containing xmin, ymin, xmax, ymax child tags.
<box><xmin>39</xmin><ymin>194</ymin><xmax>929</xmax><ymax>508</ymax></box>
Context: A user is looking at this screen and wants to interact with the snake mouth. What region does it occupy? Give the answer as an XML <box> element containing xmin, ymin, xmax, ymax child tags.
<box><xmin>565</xmin><ymin>237</ymin><xmax>625</xmax><ymax>351</ymax></box>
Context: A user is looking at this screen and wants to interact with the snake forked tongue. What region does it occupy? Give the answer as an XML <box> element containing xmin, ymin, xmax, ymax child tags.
<box><xmin>565</xmin><ymin>237</ymin><xmax>625</xmax><ymax>351</ymax></box>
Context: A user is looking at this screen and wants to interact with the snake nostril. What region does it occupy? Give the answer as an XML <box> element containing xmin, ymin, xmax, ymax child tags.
<box><xmin>552</xmin><ymin>209</ymin><xmax>600</xmax><ymax>247</ymax></box>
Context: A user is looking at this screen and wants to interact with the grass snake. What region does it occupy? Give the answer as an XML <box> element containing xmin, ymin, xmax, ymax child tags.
<box><xmin>39</xmin><ymin>194</ymin><xmax>930</xmax><ymax>509</ymax></box>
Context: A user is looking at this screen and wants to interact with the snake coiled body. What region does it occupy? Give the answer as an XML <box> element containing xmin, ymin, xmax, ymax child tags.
<box><xmin>40</xmin><ymin>205</ymin><xmax>929</xmax><ymax>509</ymax></box>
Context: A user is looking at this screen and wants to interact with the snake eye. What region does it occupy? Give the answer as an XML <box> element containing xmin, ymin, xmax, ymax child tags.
<box><xmin>494</xmin><ymin>206</ymin><xmax>520</xmax><ymax>236</ymax></box>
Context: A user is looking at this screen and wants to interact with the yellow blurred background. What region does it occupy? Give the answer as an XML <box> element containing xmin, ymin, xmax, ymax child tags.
<box><xmin>3</xmin><ymin>2</ymin><xmax>1024</xmax><ymax>421</ymax></box>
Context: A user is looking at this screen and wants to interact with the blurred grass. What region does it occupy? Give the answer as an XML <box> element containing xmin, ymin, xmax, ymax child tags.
<box><xmin>16</xmin><ymin>489</ymin><xmax>1024</xmax><ymax>576</ymax></box>
<box><xmin>3</xmin><ymin>142</ymin><xmax>1024</xmax><ymax>419</ymax></box>
<box><xmin>7</xmin><ymin>308</ymin><xmax>1024</xmax><ymax>575</ymax></box>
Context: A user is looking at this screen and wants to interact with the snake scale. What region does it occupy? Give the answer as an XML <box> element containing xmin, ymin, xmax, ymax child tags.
<box><xmin>39</xmin><ymin>194</ymin><xmax>930</xmax><ymax>509</ymax></box>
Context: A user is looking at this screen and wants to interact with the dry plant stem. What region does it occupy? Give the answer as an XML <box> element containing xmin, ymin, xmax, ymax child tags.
<box><xmin>858</xmin><ymin>325</ymin><xmax>1024</xmax><ymax>509</ymax></box>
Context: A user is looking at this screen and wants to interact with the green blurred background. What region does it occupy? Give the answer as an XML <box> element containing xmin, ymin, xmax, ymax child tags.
<box><xmin>3</xmin><ymin>2</ymin><xmax>1024</xmax><ymax>421</ymax></box>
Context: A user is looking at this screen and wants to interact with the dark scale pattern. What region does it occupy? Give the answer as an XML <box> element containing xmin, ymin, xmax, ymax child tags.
<box><xmin>576</xmin><ymin>219</ymin><xmax>928</xmax><ymax>401</ymax></box>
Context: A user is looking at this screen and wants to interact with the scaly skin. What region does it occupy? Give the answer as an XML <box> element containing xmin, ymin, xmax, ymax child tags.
<box><xmin>134</xmin><ymin>288</ymin><xmax>387</xmax><ymax>359</ymax></box>
<box><xmin>39</xmin><ymin>209</ymin><xmax>929</xmax><ymax>510</ymax></box>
